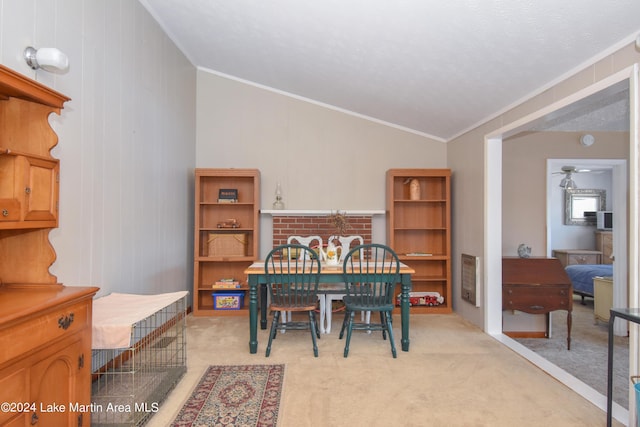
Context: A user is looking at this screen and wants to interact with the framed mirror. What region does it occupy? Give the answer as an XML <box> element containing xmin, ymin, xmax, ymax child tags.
<box><xmin>564</xmin><ymin>188</ymin><xmax>606</xmax><ymax>225</ymax></box>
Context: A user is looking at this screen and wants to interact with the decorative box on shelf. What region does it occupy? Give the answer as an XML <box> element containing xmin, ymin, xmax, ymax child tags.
<box><xmin>208</xmin><ymin>232</ymin><xmax>248</xmax><ymax>256</ymax></box>
<box><xmin>218</xmin><ymin>188</ymin><xmax>238</xmax><ymax>203</ymax></box>
<box><xmin>212</xmin><ymin>292</ymin><xmax>245</xmax><ymax>310</ymax></box>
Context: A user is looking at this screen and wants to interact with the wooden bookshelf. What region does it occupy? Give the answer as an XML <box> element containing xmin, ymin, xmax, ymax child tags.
<box><xmin>193</xmin><ymin>168</ymin><xmax>259</xmax><ymax>316</ymax></box>
<box><xmin>386</xmin><ymin>169</ymin><xmax>452</xmax><ymax>313</ymax></box>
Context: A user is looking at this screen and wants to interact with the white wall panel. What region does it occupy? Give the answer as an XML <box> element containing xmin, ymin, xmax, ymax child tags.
<box><xmin>195</xmin><ymin>71</ymin><xmax>446</xmax><ymax>211</ymax></box>
<box><xmin>1</xmin><ymin>0</ymin><xmax>196</xmax><ymax>298</ymax></box>
<box><xmin>1</xmin><ymin>0</ymin><xmax>34</xmax><ymax>74</ymax></box>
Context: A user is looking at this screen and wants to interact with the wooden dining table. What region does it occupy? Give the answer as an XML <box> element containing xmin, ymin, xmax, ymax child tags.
<box><xmin>244</xmin><ymin>261</ymin><xmax>415</xmax><ymax>354</ymax></box>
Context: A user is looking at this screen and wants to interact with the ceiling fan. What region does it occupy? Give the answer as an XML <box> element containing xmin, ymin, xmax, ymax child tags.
<box><xmin>552</xmin><ymin>165</ymin><xmax>605</xmax><ymax>189</ymax></box>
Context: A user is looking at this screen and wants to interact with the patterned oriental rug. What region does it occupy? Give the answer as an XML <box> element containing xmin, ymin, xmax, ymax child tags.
<box><xmin>171</xmin><ymin>365</ymin><xmax>284</xmax><ymax>427</ymax></box>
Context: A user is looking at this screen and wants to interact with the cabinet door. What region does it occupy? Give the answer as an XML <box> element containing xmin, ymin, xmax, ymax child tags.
<box><xmin>19</xmin><ymin>156</ymin><xmax>58</xmax><ymax>223</ymax></box>
<box><xmin>0</xmin><ymin>154</ymin><xmax>58</xmax><ymax>228</ymax></box>
<box><xmin>30</xmin><ymin>338</ymin><xmax>84</xmax><ymax>427</ymax></box>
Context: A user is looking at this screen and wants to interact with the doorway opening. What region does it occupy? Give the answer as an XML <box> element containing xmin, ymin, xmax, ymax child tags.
<box><xmin>485</xmin><ymin>66</ymin><xmax>638</xmax><ymax>426</ymax></box>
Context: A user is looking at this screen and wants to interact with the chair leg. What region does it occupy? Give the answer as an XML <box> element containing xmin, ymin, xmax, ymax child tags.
<box><xmin>314</xmin><ymin>310</ymin><xmax>321</xmax><ymax>339</ymax></box>
<box><xmin>308</xmin><ymin>311</ymin><xmax>319</xmax><ymax>357</ymax></box>
<box><xmin>343</xmin><ymin>310</ymin><xmax>356</xmax><ymax>357</ymax></box>
<box><xmin>384</xmin><ymin>311</ymin><xmax>397</xmax><ymax>358</ymax></box>
<box><xmin>266</xmin><ymin>311</ymin><xmax>281</xmax><ymax>357</ymax></box>
<box><xmin>318</xmin><ymin>295</ymin><xmax>326</xmax><ymax>334</ymax></box>
<box><xmin>280</xmin><ymin>310</ymin><xmax>292</xmax><ymax>334</ymax></box>
<box><xmin>325</xmin><ymin>294</ymin><xmax>333</xmax><ymax>334</ymax></box>
<box><xmin>339</xmin><ymin>309</ymin><xmax>349</xmax><ymax>339</ymax></box>
<box><xmin>380</xmin><ymin>312</ymin><xmax>387</xmax><ymax>340</ymax></box>
<box><xmin>364</xmin><ymin>310</ymin><xmax>371</xmax><ymax>334</ymax></box>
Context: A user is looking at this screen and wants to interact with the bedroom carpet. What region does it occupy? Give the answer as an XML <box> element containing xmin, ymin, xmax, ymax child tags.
<box><xmin>145</xmin><ymin>311</ymin><xmax>623</xmax><ymax>426</ymax></box>
<box><xmin>516</xmin><ymin>295</ymin><xmax>629</xmax><ymax>408</ymax></box>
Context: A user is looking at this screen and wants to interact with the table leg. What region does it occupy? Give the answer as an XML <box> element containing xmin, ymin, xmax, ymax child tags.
<box><xmin>249</xmin><ymin>279</ymin><xmax>258</xmax><ymax>354</ymax></box>
<box><xmin>606</xmin><ymin>311</ymin><xmax>615</xmax><ymax>427</ymax></box>
<box><xmin>401</xmin><ymin>275</ymin><xmax>411</xmax><ymax>352</ymax></box>
<box><xmin>566</xmin><ymin>310</ymin><xmax>572</xmax><ymax>350</ymax></box>
<box><xmin>260</xmin><ymin>283</ymin><xmax>268</xmax><ymax>329</ymax></box>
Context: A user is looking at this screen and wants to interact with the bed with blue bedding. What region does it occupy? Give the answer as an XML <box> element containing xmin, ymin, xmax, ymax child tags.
<box><xmin>564</xmin><ymin>264</ymin><xmax>613</xmax><ymax>302</ymax></box>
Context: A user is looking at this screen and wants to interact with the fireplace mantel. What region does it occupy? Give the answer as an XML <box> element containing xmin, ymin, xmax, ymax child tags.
<box><xmin>261</xmin><ymin>209</ymin><xmax>385</xmax><ymax>216</ymax></box>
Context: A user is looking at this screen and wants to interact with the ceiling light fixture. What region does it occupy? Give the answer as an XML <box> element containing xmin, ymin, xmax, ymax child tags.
<box><xmin>24</xmin><ymin>46</ymin><xmax>69</xmax><ymax>73</ymax></box>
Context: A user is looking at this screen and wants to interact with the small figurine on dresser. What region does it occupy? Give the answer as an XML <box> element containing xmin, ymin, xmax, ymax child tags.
<box><xmin>517</xmin><ymin>244</ymin><xmax>531</xmax><ymax>258</ymax></box>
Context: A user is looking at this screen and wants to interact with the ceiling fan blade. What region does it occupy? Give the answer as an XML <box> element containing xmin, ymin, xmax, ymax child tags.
<box><xmin>574</xmin><ymin>168</ymin><xmax>607</xmax><ymax>174</ymax></box>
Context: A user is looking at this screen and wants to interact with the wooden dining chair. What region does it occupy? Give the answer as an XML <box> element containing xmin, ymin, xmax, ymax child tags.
<box><xmin>285</xmin><ymin>235</ymin><xmax>324</xmax><ymax>331</ymax></box>
<box><xmin>265</xmin><ymin>244</ymin><xmax>322</xmax><ymax>357</ymax></box>
<box><xmin>339</xmin><ymin>244</ymin><xmax>400</xmax><ymax>358</ymax></box>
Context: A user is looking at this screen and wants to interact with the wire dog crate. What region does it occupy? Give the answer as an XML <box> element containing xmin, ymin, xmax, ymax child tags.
<box><xmin>91</xmin><ymin>292</ymin><xmax>188</xmax><ymax>426</ymax></box>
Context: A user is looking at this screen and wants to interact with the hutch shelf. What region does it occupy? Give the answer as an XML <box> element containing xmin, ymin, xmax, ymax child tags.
<box><xmin>386</xmin><ymin>169</ymin><xmax>452</xmax><ymax>313</ymax></box>
<box><xmin>193</xmin><ymin>168</ymin><xmax>260</xmax><ymax>316</ymax></box>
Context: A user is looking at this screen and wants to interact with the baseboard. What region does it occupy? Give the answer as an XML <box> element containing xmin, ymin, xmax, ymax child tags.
<box><xmin>503</xmin><ymin>331</ymin><xmax>546</xmax><ymax>339</ymax></box>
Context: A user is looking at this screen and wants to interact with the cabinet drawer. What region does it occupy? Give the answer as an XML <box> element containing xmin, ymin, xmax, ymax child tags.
<box><xmin>0</xmin><ymin>367</ymin><xmax>28</xmax><ymax>425</ymax></box>
<box><xmin>0</xmin><ymin>300</ymin><xmax>89</xmax><ymax>364</ymax></box>
<box><xmin>0</xmin><ymin>199</ymin><xmax>20</xmax><ymax>221</ymax></box>
<box><xmin>503</xmin><ymin>286</ymin><xmax>571</xmax><ymax>313</ymax></box>
<box><xmin>567</xmin><ymin>254</ymin><xmax>600</xmax><ymax>265</ymax></box>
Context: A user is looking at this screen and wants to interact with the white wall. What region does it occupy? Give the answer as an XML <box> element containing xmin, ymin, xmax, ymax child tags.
<box><xmin>0</xmin><ymin>0</ymin><xmax>197</xmax><ymax>298</ymax></box>
<box><xmin>195</xmin><ymin>69</ymin><xmax>447</xmax><ymax>210</ymax></box>
<box><xmin>501</xmin><ymin>131</ymin><xmax>627</xmax><ymax>257</ymax></box>
<box><xmin>195</xmin><ymin>69</ymin><xmax>448</xmax><ymax>257</ymax></box>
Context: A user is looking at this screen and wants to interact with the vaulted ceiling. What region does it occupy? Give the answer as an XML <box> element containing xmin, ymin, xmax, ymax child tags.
<box><xmin>140</xmin><ymin>0</ymin><xmax>640</xmax><ymax>141</ymax></box>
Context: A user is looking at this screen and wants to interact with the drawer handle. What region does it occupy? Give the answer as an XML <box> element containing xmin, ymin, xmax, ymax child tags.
<box><xmin>530</xmin><ymin>305</ymin><xmax>544</xmax><ymax>310</ymax></box>
<box><xmin>58</xmin><ymin>313</ymin><xmax>75</xmax><ymax>330</ymax></box>
<box><xmin>1</xmin><ymin>209</ymin><xmax>7</xmax><ymax>217</ymax></box>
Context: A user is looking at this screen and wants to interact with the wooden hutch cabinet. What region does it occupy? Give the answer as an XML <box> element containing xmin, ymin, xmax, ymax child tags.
<box><xmin>0</xmin><ymin>65</ymin><xmax>98</xmax><ymax>427</ymax></box>
<box><xmin>193</xmin><ymin>168</ymin><xmax>259</xmax><ymax>316</ymax></box>
<box><xmin>386</xmin><ymin>169</ymin><xmax>452</xmax><ymax>313</ymax></box>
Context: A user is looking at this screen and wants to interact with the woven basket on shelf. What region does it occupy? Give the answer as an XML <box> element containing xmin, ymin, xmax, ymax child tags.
<box><xmin>207</xmin><ymin>233</ymin><xmax>247</xmax><ymax>256</ymax></box>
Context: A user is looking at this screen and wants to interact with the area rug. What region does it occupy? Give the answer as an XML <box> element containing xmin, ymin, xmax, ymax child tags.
<box><xmin>171</xmin><ymin>364</ymin><xmax>284</xmax><ymax>427</ymax></box>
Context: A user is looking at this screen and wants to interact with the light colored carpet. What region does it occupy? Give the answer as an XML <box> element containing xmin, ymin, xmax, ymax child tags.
<box><xmin>516</xmin><ymin>295</ymin><xmax>629</xmax><ymax>408</ymax></box>
<box><xmin>146</xmin><ymin>312</ymin><xmax>624</xmax><ymax>427</ymax></box>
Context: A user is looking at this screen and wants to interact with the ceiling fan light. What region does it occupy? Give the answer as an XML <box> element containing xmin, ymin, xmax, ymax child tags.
<box><xmin>560</xmin><ymin>177</ymin><xmax>577</xmax><ymax>190</ymax></box>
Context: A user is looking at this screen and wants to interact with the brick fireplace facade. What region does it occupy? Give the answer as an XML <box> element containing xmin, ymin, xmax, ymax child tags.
<box><xmin>271</xmin><ymin>214</ymin><xmax>373</xmax><ymax>248</ymax></box>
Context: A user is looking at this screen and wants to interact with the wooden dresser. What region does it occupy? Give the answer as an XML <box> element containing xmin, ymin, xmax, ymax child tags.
<box><xmin>502</xmin><ymin>257</ymin><xmax>573</xmax><ymax>349</ymax></box>
<box><xmin>595</xmin><ymin>230</ymin><xmax>613</xmax><ymax>264</ymax></box>
<box><xmin>552</xmin><ymin>249</ymin><xmax>602</xmax><ymax>267</ymax></box>
<box><xmin>0</xmin><ymin>65</ymin><xmax>99</xmax><ymax>426</ymax></box>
